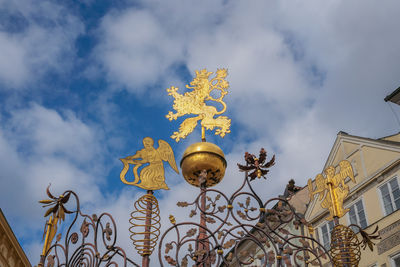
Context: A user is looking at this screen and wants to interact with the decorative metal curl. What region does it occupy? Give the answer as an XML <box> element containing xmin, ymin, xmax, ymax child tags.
<box><xmin>37</xmin><ymin>187</ymin><xmax>140</xmax><ymax>267</ymax></box>
<box><xmin>129</xmin><ymin>193</ymin><xmax>161</xmax><ymax>256</ymax></box>
<box><xmin>329</xmin><ymin>224</ymin><xmax>380</xmax><ymax>267</ymax></box>
<box><xmin>330</xmin><ymin>224</ymin><xmax>361</xmax><ymax>266</ymax></box>
<box><xmin>159</xmin><ymin>149</ymin><xmax>333</xmax><ymax>266</ymax></box>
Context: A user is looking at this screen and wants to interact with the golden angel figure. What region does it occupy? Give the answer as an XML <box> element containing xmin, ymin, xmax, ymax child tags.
<box><xmin>120</xmin><ymin>137</ymin><xmax>179</xmax><ymax>190</ymax></box>
<box><xmin>308</xmin><ymin>160</ymin><xmax>355</xmax><ymax>220</ymax></box>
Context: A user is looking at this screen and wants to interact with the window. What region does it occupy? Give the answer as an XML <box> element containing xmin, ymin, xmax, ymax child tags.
<box><xmin>379</xmin><ymin>177</ymin><xmax>400</xmax><ymax>215</ymax></box>
<box><xmin>347</xmin><ymin>199</ymin><xmax>367</xmax><ymax>231</ymax></box>
<box><xmin>391</xmin><ymin>252</ymin><xmax>400</xmax><ymax>267</ymax></box>
<box><xmin>319</xmin><ymin>220</ymin><xmax>335</xmax><ymax>250</ymax></box>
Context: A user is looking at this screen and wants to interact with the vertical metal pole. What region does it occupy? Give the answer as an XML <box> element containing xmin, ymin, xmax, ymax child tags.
<box><xmin>333</xmin><ymin>216</ymin><xmax>351</xmax><ymax>267</ymax></box>
<box><xmin>327</xmin><ymin>177</ymin><xmax>339</xmax><ymax>219</ymax></box>
<box><xmin>38</xmin><ymin>215</ymin><xmax>57</xmax><ymax>267</ymax></box>
<box><xmin>201</xmin><ymin>126</ymin><xmax>206</xmax><ymax>142</ymax></box>
<box><xmin>142</xmin><ymin>190</ymin><xmax>153</xmax><ymax>267</ymax></box>
<box><xmin>197</xmin><ymin>170</ymin><xmax>210</xmax><ymax>267</ymax></box>
<box><xmin>328</xmin><ymin>177</ymin><xmax>350</xmax><ymax>266</ymax></box>
<box><xmin>333</xmin><ymin>216</ymin><xmax>339</xmax><ymax>226</ymax></box>
<box><xmin>277</xmin><ymin>244</ymin><xmax>283</xmax><ymax>267</ymax></box>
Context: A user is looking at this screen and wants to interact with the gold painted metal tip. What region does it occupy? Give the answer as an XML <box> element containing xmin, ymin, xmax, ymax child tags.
<box><xmin>180</xmin><ymin>142</ymin><xmax>227</xmax><ymax>188</ymax></box>
<box><xmin>169</xmin><ymin>215</ymin><xmax>176</xmax><ymax>225</ymax></box>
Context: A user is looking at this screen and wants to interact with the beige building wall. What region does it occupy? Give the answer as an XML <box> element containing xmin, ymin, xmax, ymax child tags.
<box><xmin>0</xmin><ymin>209</ymin><xmax>30</xmax><ymax>267</ymax></box>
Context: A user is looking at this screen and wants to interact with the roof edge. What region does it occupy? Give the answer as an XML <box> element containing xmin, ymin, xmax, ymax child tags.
<box><xmin>0</xmin><ymin>209</ymin><xmax>31</xmax><ymax>266</ymax></box>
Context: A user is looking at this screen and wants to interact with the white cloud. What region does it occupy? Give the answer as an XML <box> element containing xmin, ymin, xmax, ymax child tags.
<box><xmin>0</xmin><ymin>32</ymin><xmax>29</xmax><ymax>86</ymax></box>
<box><xmin>182</xmin><ymin>0</ymin><xmax>400</xmax><ymax>184</ymax></box>
<box><xmin>95</xmin><ymin>9</ymin><xmax>184</xmax><ymax>92</ymax></box>
<box><xmin>0</xmin><ymin>104</ymin><xmax>105</xmax><ymax>253</ymax></box>
<box><xmin>90</xmin><ymin>0</ymin><xmax>400</xmax><ymax>226</ymax></box>
<box><xmin>0</xmin><ymin>0</ymin><xmax>83</xmax><ymax>88</ymax></box>
<box><xmin>9</xmin><ymin>104</ymin><xmax>101</xmax><ymax>164</ymax></box>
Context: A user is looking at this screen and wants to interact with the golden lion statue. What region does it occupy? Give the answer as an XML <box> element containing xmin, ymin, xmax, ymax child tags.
<box><xmin>166</xmin><ymin>68</ymin><xmax>231</xmax><ymax>142</ymax></box>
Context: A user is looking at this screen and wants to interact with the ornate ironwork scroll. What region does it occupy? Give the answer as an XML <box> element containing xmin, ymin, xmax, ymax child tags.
<box><xmin>158</xmin><ymin>149</ymin><xmax>332</xmax><ymax>266</ymax></box>
<box><xmin>37</xmin><ymin>186</ymin><xmax>139</xmax><ymax>267</ymax></box>
<box><xmin>37</xmin><ymin>150</ymin><xmax>380</xmax><ymax>266</ymax></box>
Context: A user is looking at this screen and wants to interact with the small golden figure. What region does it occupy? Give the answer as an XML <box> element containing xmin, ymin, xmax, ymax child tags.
<box><xmin>308</xmin><ymin>160</ymin><xmax>355</xmax><ymax>220</ymax></box>
<box><xmin>120</xmin><ymin>137</ymin><xmax>179</xmax><ymax>190</ymax></box>
<box><xmin>166</xmin><ymin>68</ymin><xmax>231</xmax><ymax>142</ymax></box>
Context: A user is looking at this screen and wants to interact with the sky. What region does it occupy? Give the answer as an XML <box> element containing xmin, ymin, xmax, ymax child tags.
<box><xmin>1</xmin><ymin>0</ymin><xmax>400</xmax><ymax>265</ymax></box>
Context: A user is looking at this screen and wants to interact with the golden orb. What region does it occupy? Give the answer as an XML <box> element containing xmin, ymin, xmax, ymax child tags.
<box><xmin>180</xmin><ymin>142</ymin><xmax>227</xmax><ymax>187</ymax></box>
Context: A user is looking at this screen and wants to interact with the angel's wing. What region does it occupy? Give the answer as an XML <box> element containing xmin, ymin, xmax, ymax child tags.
<box><xmin>315</xmin><ymin>174</ymin><xmax>327</xmax><ymax>201</ymax></box>
<box><xmin>307</xmin><ymin>179</ymin><xmax>315</xmax><ymax>201</ymax></box>
<box><xmin>157</xmin><ymin>140</ymin><xmax>179</xmax><ymax>174</ymax></box>
<box><xmin>337</xmin><ymin>160</ymin><xmax>355</xmax><ymax>184</ymax></box>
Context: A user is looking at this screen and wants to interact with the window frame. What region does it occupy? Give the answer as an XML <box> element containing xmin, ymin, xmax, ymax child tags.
<box><xmin>378</xmin><ymin>176</ymin><xmax>400</xmax><ymax>216</ymax></box>
<box><xmin>390</xmin><ymin>251</ymin><xmax>400</xmax><ymax>267</ymax></box>
<box><xmin>345</xmin><ymin>197</ymin><xmax>368</xmax><ymax>230</ymax></box>
<box><xmin>318</xmin><ymin>220</ymin><xmax>335</xmax><ymax>250</ymax></box>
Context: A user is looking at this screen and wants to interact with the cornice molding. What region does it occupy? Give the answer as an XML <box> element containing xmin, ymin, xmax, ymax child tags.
<box><xmin>0</xmin><ymin>209</ymin><xmax>31</xmax><ymax>266</ymax></box>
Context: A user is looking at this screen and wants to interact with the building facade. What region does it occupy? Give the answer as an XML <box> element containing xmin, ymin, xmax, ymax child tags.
<box><xmin>231</xmin><ymin>131</ymin><xmax>400</xmax><ymax>266</ymax></box>
<box><xmin>305</xmin><ymin>131</ymin><xmax>400</xmax><ymax>267</ymax></box>
<box><xmin>0</xmin><ymin>209</ymin><xmax>30</xmax><ymax>267</ymax></box>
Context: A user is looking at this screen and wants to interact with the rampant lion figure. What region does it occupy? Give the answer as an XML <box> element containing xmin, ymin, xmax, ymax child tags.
<box><xmin>166</xmin><ymin>68</ymin><xmax>231</xmax><ymax>142</ymax></box>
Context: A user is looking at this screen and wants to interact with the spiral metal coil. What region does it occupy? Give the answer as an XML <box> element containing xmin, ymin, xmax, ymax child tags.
<box><xmin>330</xmin><ymin>225</ymin><xmax>361</xmax><ymax>266</ymax></box>
<box><xmin>129</xmin><ymin>193</ymin><xmax>161</xmax><ymax>256</ymax></box>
